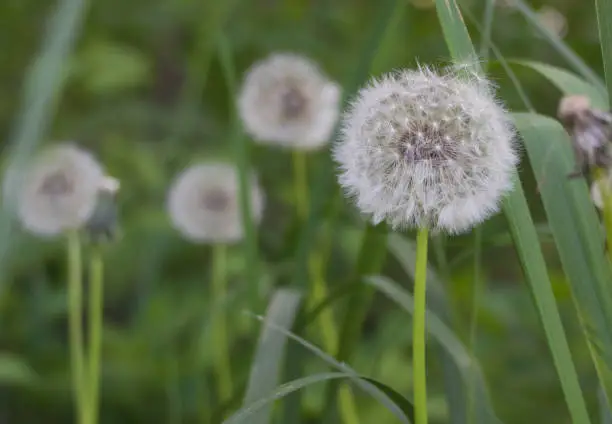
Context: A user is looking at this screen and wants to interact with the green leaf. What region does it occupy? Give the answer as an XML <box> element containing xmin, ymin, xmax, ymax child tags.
<box><xmin>247</xmin><ymin>313</ymin><xmax>411</xmax><ymax>424</ymax></box>
<box><xmin>361</xmin><ymin>377</ymin><xmax>415</xmax><ymax>423</ymax></box>
<box><xmin>514</xmin><ymin>111</ymin><xmax>612</xmax><ymax>409</ymax></box>
<box><xmin>512</xmin><ymin>61</ymin><xmax>608</xmax><ymax>109</ymax></box>
<box><xmin>365</xmin><ymin>275</ymin><xmax>502</xmax><ymax>424</ymax></box>
<box><xmin>433</xmin><ymin>1</ymin><xmax>592</xmax><ymax>422</ymax></box>
<box><xmin>225</xmin><ymin>372</ymin><xmax>406</xmax><ymax>424</ymax></box>
<box><xmin>596</xmin><ymin>0</ymin><xmax>612</xmax><ymax>109</ymax></box>
<box><xmin>242</xmin><ymin>289</ymin><xmax>302</xmax><ymax>424</ymax></box>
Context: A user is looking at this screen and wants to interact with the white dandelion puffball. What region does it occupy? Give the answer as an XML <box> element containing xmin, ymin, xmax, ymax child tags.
<box><xmin>591</xmin><ymin>172</ymin><xmax>612</xmax><ymax>210</ymax></box>
<box><xmin>3</xmin><ymin>143</ymin><xmax>105</xmax><ymax>236</ymax></box>
<box><xmin>334</xmin><ymin>66</ymin><xmax>518</xmax><ymax>234</ymax></box>
<box><xmin>167</xmin><ymin>163</ymin><xmax>264</xmax><ymax>243</ymax></box>
<box><xmin>238</xmin><ymin>53</ymin><xmax>341</xmax><ymax>150</ymax></box>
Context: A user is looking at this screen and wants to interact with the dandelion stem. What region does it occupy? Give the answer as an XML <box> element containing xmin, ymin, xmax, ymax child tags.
<box><xmin>211</xmin><ymin>244</ymin><xmax>233</xmax><ymax>402</ymax></box>
<box><xmin>468</xmin><ymin>226</ymin><xmax>483</xmax><ymax>423</ymax></box>
<box><xmin>413</xmin><ymin>227</ymin><xmax>429</xmax><ymax>424</ymax></box>
<box><xmin>292</xmin><ymin>151</ymin><xmax>309</xmax><ymax>219</ymax></box>
<box><xmin>67</xmin><ymin>231</ymin><xmax>88</xmax><ymax>424</ymax></box>
<box><xmin>87</xmin><ymin>246</ymin><xmax>104</xmax><ymax>424</ymax></box>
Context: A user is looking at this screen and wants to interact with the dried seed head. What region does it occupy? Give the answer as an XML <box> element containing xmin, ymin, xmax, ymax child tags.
<box><xmin>238</xmin><ymin>53</ymin><xmax>341</xmax><ymax>150</ymax></box>
<box><xmin>3</xmin><ymin>143</ymin><xmax>105</xmax><ymax>236</ymax></box>
<box><xmin>334</xmin><ymin>66</ymin><xmax>518</xmax><ymax>234</ymax></box>
<box><xmin>167</xmin><ymin>163</ymin><xmax>264</xmax><ymax>243</ymax></box>
<box><xmin>558</xmin><ymin>95</ymin><xmax>591</xmax><ymax>122</ymax></box>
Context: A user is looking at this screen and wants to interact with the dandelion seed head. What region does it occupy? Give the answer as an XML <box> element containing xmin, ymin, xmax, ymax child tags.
<box><xmin>558</xmin><ymin>95</ymin><xmax>591</xmax><ymax>122</ymax></box>
<box><xmin>334</xmin><ymin>66</ymin><xmax>517</xmax><ymax>233</ymax></box>
<box><xmin>3</xmin><ymin>143</ymin><xmax>105</xmax><ymax>236</ymax></box>
<box><xmin>238</xmin><ymin>53</ymin><xmax>341</xmax><ymax>150</ymax></box>
<box><xmin>167</xmin><ymin>163</ymin><xmax>264</xmax><ymax>243</ymax></box>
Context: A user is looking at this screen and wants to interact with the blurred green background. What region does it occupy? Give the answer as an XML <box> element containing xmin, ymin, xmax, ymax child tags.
<box><xmin>0</xmin><ymin>0</ymin><xmax>606</xmax><ymax>423</ymax></box>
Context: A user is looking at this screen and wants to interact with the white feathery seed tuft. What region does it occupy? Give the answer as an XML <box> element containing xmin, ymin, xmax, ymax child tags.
<box><xmin>167</xmin><ymin>162</ymin><xmax>264</xmax><ymax>243</ymax></box>
<box><xmin>3</xmin><ymin>143</ymin><xmax>105</xmax><ymax>236</ymax></box>
<box><xmin>238</xmin><ymin>53</ymin><xmax>341</xmax><ymax>150</ymax></box>
<box><xmin>334</xmin><ymin>66</ymin><xmax>518</xmax><ymax>234</ymax></box>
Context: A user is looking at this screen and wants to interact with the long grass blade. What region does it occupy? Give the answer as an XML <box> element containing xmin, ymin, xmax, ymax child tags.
<box><xmin>596</xmin><ymin>0</ymin><xmax>612</xmax><ymax>107</ymax></box>
<box><xmin>242</xmin><ymin>289</ymin><xmax>302</xmax><ymax>424</ymax></box>
<box><xmin>433</xmin><ymin>1</ymin><xmax>591</xmax><ymax>422</ymax></box>
<box><xmin>514</xmin><ymin>112</ymin><xmax>612</xmax><ymax>408</ymax></box>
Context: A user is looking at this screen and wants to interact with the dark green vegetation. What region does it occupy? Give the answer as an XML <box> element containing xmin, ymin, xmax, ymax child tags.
<box><xmin>1</xmin><ymin>0</ymin><xmax>611</xmax><ymax>423</ymax></box>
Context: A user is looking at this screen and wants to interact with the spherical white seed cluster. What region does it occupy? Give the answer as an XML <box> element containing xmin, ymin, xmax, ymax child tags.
<box><xmin>167</xmin><ymin>162</ymin><xmax>264</xmax><ymax>243</ymax></box>
<box><xmin>334</xmin><ymin>66</ymin><xmax>518</xmax><ymax>234</ymax></box>
<box><xmin>4</xmin><ymin>143</ymin><xmax>105</xmax><ymax>236</ymax></box>
<box><xmin>238</xmin><ymin>53</ymin><xmax>341</xmax><ymax>150</ymax></box>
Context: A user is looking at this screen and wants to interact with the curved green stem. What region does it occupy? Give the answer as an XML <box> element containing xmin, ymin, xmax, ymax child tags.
<box><xmin>413</xmin><ymin>227</ymin><xmax>429</xmax><ymax>424</ymax></box>
<box><xmin>468</xmin><ymin>227</ymin><xmax>483</xmax><ymax>423</ymax></box>
<box><xmin>595</xmin><ymin>168</ymin><xmax>612</xmax><ymax>264</ymax></box>
<box><xmin>292</xmin><ymin>151</ymin><xmax>309</xmax><ymax>220</ymax></box>
<box><xmin>212</xmin><ymin>244</ymin><xmax>233</xmax><ymax>402</ymax></box>
<box><xmin>67</xmin><ymin>231</ymin><xmax>88</xmax><ymax>424</ymax></box>
<box><xmin>88</xmin><ymin>247</ymin><xmax>104</xmax><ymax>424</ymax></box>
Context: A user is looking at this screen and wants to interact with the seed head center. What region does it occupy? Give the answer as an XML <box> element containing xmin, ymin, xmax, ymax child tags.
<box><xmin>202</xmin><ymin>188</ymin><xmax>230</xmax><ymax>213</ymax></box>
<box><xmin>281</xmin><ymin>86</ymin><xmax>307</xmax><ymax>120</ymax></box>
<box><xmin>39</xmin><ymin>172</ymin><xmax>74</xmax><ymax>196</ymax></box>
<box><xmin>398</xmin><ymin>123</ymin><xmax>456</xmax><ymax>165</ymax></box>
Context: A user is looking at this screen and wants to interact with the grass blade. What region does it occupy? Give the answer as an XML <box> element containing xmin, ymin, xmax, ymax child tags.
<box><xmin>596</xmin><ymin>0</ymin><xmax>612</xmax><ymax>107</ymax></box>
<box><xmin>242</xmin><ymin>289</ymin><xmax>302</xmax><ymax>424</ymax></box>
<box><xmin>514</xmin><ymin>112</ymin><xmax>612</xmax><ymax>408</ymax></box>
<box><xmin>247</xmin><ymin>313</ymin><xmax>412</xmax><ymax>423</ymax></box>
<box><xmin>364</xmin><ymin>275</ymin><xmax>502</xmax><ymax>424</ymax></box>
<box><xmin>433</xmin><ymin>1</ymin><xmax>592</xmax><ymax>422</ymax></box>
<box><xmin>511</xmin><ymin>61</ymin><xmax>608</xmax><ymax>109</ymax></box>
<box><xmin>0</xmin><ymin>0</ymin><xmax>90</xmax><ymax>279</ymax></box>
<box><xmin>511</xmin><ymin>0</ymin><xmax>605</xmax><ymax>90</ymax></box>
<box><xmin>216</xmin><ymin>35</ymin><xmax>259</xmax><ymax>298</ymax></box>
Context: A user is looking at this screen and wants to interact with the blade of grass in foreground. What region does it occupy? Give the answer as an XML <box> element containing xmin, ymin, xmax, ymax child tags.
<box><xmin>433</xmin><ymin>1</ymin><xmax>591</xmax><ymax>422</ymax></box>
<box><xmin>514</xmin><ymin>112</ymin><xmax>612</xmax><ymax>408</ymax></box>
<box><xmin>0</xmin><ymin>0</ymin><xmax>90</xmax><ymax>284</ymax></box>
<box><xmin>365</xmin><ymin>275</ymin><xmax>502</xmax><ymax>424</ymax></box>
<box><xmin>242</xmin><ymin>289</ymin><xmax>302</xmax><ymax>424</ymax></box>
<box><xmin>596</xmin><ymin>0</ymin><xmax>612</xmax><ymax>106</ymax></box>
<box><xmin>216</xmin><ymin>35</ymin><xmax>259</xmax><ymax>299</ymax></box>
<box><xmin>245</xmin><ymin>313</ymin><xmax>412</xmax><ymax>424</ymax></box>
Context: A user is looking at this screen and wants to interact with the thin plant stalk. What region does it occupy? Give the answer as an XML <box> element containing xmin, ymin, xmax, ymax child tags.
<box><xmin>468</xmin><ymin>227</ymin><xmax>483</xmax><ymax>423</ymax></box>
<box><xmin>87</xmin><ymin>246</ymin><xmax>104</xmax><ymax>424</ymax></box>
<box><xmin>67</xmin><ymin>231</ymin><xmax>88</xmax><ymax>424</ymax></box>
<box><xmin>292</xmin><ymin>151</ymin><xmax>360</xmax><ymax>424</ymax></box>
<box><xmin>413</xmin><ymin>227</ymin><xmax>429</xmax><ymax>424</ymax></box>
<box><xmin>211</xmin><ymin>244</ymin><xmax>233</xmax><ymax>402</ymax></box>
<box><xmin>595</xmin><ymin>168</ymin><xmax>612</xmax><ymax>264</ymax></box>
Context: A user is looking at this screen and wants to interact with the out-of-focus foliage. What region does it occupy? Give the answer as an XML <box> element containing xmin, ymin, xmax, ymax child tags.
<box><xmin>0</xmin><ymin>0</ymin><xmax>607</xmax><ymax>423</ymax></box>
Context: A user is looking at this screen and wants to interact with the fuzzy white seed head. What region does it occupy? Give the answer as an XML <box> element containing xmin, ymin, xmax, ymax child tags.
<box><xmin>167</xmin><ymin>163</ymin><xmax>264</xmax><ymax>243</ymax></box>
<box><xmin>3</xmin><ymin>143</ymin><xmax>105</xmax><ymax>236</ymax></box>
<box><xmin>238</xmin><ymin>53</ymin><xmax>341</xmax><ymax>150</ymax></box>
<box><xmin>334</xmin><ymin>66</ymin><xmax>518</xmax><ymax>234</ymax></box>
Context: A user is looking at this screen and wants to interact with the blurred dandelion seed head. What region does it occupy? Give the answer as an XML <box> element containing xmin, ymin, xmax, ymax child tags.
<box><xmin>3</xmin><ymin>143</ymin><xmax>105</xmax><ymax>237</ymax></box>
<box><xmin>536</xmin><ymin>6</ymin><xmax>568</xmax><ymax>39</ymax></box>
<box><xmin>238</xmin><ymin>53</ymin><xmax>341</xmax><ymax>150</ymax></box>
<box><xmin>334</xmin><ymin>66</ymin><xmax>517</xmax><ymax>234</ymax></box>
<box><xmin>167</xmin><ymin>162</ymin><xmax>264</xmax><ymax>243</ymax></box>
<box><xmin>558</xmin><ymin>95</ymin><xmax>591</xmax><ymax>121</ymax></box>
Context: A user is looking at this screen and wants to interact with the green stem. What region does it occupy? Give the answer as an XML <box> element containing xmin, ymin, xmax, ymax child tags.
<box><xmin>413</xmin><ymin>227</ymin><xmax>429</xmax><ymax>424</ymax></box>
<box><xmin>212</xmin><ymin>244</ymin><xmax>233</xmax><ymax>402</ymax></box>
<box><xmin>292</xmin><ymin>151</ymin><xmax>309</xmax><ymax>220</ymax></box>
<box><xmin>595</xmin><ymin>169</ymin><xmax>612</xmax><ymax>264</ymax></box>
<box><xmin>468</xmin><ymin>227</ymin><xmax>483</xmax><ymax>423</ymax></box>
<box><xmin>88</xmin><ymin>247</ymin><xmax>104</xmax><ymax>424</ymax></box>
<box><xmin>67</xmin><ymin>231</ymin><xmax>88</xmax><ymax>424</ymax></box>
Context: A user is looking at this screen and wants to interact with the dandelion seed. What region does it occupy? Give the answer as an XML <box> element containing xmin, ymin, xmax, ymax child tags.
<box><xmin>334</xmin><ymin>66</ymin><xmax>517</xmax><ymax>234</ymax></box>
<box><xmin>558</xmin><ymin>95</ymin><xmax>612</xmax><ymax>177</ymax></box>
<box><xmin>3</xmin><ymin>143</ymin><xmax>105</xmax><ymax>236</ymax></box>
<box><xmin>238</xmin><ymin>53</ymin><xmax>341</xmax><ymax>150</ymax></box>
<box><xmin>167</xmin><ymin>163</ymin><xmax>264</xmax><ymax>243</ymax></box>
